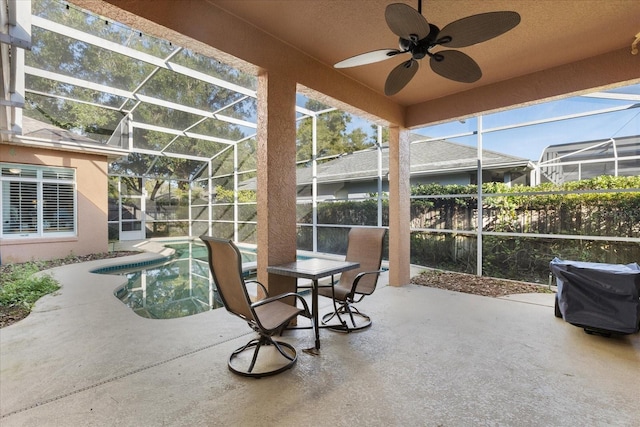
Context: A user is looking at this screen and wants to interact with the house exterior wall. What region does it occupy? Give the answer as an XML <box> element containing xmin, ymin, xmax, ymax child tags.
<box><xmin>333</xmin><ymin>181</ymin><xmax>382</xmax><ymax>199</ymax></box>
<box><xmin>326</xmin><ymin>169</ymin><xmax>530</xmax><ymax>199</ymax></box>
<box><xmin>317</xmin><ymin>172</ymin><xmax>489</xmax><ymax>199</ymax></box>
<box><xmin>411</xmin><ymin>173</ymin><xmax>472</xmax><ymax>187</ymax></box>
<box><xmin>0</xmin><ymin>144</ymin><xmax>109</xmax><ymax>264</ymax></box>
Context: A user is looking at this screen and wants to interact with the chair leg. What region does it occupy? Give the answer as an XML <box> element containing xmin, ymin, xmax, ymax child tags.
<box><xmin>231</xmin><ymin>337</ymin><xmax>260</xmax><ymax>358</ymax></box>
<box><xmin>321</xmin><ymin>294</ymin><xmax>349</xmax><ymax>330</ymax></box>
<box><xmin>321</xmin><ymin>285</ymin><xmax>348</xmax><ymax>329</ymax></box>
<box><xmin>345</xmin><ymin>304</ymin><xmax>371</xmax><ymax>330</ymax></box>
<box><xmin>228</xmin><ymin>335</ymin><xmax>298</xmax><ymax>378</ymax></box>
<box><xmin>321</xmin><ymin>302</ymin><xmax>372</xmax><ymax>332</ymax></box>
<box><xmin>247</xmin><ymin>339</ymin><xmax>263</xmax><ymax>373</ymax></box>
<box><xmin>272</xmin><ymin>339</ymin><xmax>296</xmax><ymax>361</ymax></box>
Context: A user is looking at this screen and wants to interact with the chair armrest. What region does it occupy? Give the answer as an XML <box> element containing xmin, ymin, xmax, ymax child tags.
<box><xmin>352</xmin><ymin>269</ymin><xmax>385</xmax><ymax>284</ymax></box>
<box><xmin>350</xmin><ymin>269</ymin><xmax>385</xmax><ymax>295</ymax></box>
<box><xmin>245</xmin><ymin>280</ymin><xmax>269</xmax><ymax>299</ymax></box>
<box><xmin>252</xmin><ymin>292</ymin><xmax>312</xmax><ymax>318</ymax></box>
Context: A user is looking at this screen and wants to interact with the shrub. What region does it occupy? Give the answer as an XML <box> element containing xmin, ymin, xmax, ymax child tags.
<box><xmin>0</xmin><ymin>263</ymin><xmax>60</xmax><ymax>309</ymax></box>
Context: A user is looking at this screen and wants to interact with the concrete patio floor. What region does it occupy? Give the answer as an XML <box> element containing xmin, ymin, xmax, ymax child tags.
<box><xmin>1</xmin><ymin>247</ymin><xmax>639</xmax><ymax>426</ymax></box>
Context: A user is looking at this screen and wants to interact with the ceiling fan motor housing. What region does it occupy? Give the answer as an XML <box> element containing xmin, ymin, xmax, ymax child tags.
<box><xmin>399</xmin><ymin>36</ymin><xmax>439</xmax><ymax>60</ymax></box>
<box><xmin>399</xmin><ymin>22</ymin><xmax>446</xmax><ymax>61</ymax></box>
<box><xmin>412</xmin><ymin>39</ymin><xmax>431</xmax><ymax>60</ymax></box>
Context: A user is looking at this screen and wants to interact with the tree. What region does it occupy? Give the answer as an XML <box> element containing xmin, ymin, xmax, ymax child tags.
<box><xmin>370</xmin><ymin>124</ymin><xmax>389</xmax><ymax>145</ymax></box>
<box><xmin>348</xmin><ymin>127</ymin><xmax>369</xmax><ymax>151</ymax></box>
<box><xmin>296</xmin><ymin>99</ymin><xmax>375</xmax><ymax>161</ymax></box>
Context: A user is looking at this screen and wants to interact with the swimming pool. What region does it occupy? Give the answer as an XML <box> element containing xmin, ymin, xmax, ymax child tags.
<box><xmin>100</xmin><ymin>241</ymin><xmax>311</xmax><ymax>320</ymax></box>
<box><xmin>96</xmin><ymin>241</ymin><xmax>257</xmax><ymax>319</ymax></box>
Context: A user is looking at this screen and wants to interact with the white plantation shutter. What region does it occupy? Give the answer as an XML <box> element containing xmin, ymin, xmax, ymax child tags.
<box><xmin>1</xmin><ymin>164</ymin><xmax>76</xmax><ymax>238</ymax></box>
<box><xmin>2</xmin><ymin>181</ymin><xmax>38</xmax><ymax>234</ymax></box>
<box><xmin>43</xmin><ymin>182</ymin><xmax>75</xmax><ymax>232</ymax></box>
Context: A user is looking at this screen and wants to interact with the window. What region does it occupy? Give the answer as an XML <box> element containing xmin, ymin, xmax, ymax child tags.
<box><xmin>1</xmin><ymin>164</ymin><xmax>76</xmax><ymax>238</ymax></box>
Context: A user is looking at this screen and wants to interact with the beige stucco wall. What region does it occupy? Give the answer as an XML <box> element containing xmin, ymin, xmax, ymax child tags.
<box><xmin>0</xmin><ymin>144</ymin><xmax>109</xmax><ymax>264</ymax></box>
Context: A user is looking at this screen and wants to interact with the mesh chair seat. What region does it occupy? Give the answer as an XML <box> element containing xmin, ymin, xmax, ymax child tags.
<box><xmin>321</xmin><ymin>282</ymin><xmax>352</xmax><ymax>301</ymax></box>
<box><xmin>253</xmin><ymin>300</ymin><xmax>304</xmax><ymax>331</ymax></box>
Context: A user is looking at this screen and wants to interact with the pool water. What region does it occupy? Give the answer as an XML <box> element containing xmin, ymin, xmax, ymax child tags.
<box><xmin>107</xmin><ymin>241</ymin><xmax>258</xmax><ymax>320</ymax></box>
<box><xmin>103</xmin><ymin>241</ymin><xmax>315</xmax><ymax>320</ymax></box>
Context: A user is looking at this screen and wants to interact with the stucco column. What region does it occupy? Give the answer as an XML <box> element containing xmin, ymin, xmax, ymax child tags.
<box><xmin>255</xmin><ymin>71</ymin><xmax>297</xmax><ymax>297</ymax></box>
<box><xmin>388</xmin><ymin>126</ymin><xmax>411</xmax><ymax>286</ymax></box>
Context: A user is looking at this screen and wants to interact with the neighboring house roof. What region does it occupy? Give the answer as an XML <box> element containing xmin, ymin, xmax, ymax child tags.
<box><xmin>236</xmin><ymin>136</ymin><xmax>532</xmax><ymax>191</ymax></box>
<box><xmin>2</xmin><ymin>116</ymin><xmax>128</xmax><ymax>160</ymax></box>
<box><xmin>295</xmin><ymin>137</ymin><xmax>532</xmax><ymax>186</ymax></box>
<box><xmin>21</xmin><ymin>116</ymin><xmax>103</xmax><ymax>144</ymax></box>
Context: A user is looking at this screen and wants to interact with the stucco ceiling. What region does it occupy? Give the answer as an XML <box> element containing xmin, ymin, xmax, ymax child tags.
<box><xmin>78</xmin><ymin>0</ymin><xmax>640</xmax><ymax>128</ymax></box>
<box><xmin>211</xmin><ymin>1</ymin><xmax>638</xmax><ymax>101</ymax></box>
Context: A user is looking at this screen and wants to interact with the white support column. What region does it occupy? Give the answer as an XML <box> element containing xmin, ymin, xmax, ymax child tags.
<box><xmin>377</xmin><ymin>125</ymin><xmax>383</xmax><ymax>226</ymax></box>
<box><xmin>611</xmin><ymin>138</ymin><xmax>619</xmax><ymax>176</ymax></box>
<box><xmin>233</xmin><ymin>138</ymin><xmax>239</xmax><ymax>242</ymax></box>
<box><xmin>312</xmin><ymin>114</ymin><xmax>318</xmax><ymax>252</ymax></box>
<box><xmin>0</xmin><ymin>0</ymin><xmax>31</xmax><ymax>140</ymax></box>
<box><xmin>127</xmin><ymin>113</ymin><xmax>134</xmax><ymax>151</ymax></box>
<box><xmin>208</xmin><ymin>160</ymin><xmax>213</xmax><ymax>236</ymax></box>
<box><xmin>188</xmin><ymin>182</ymin><xmax>192</xmax><ymax>237</ymax></box>
<box><xmin>476</xmin><ymin>115</ymin><xmax>484</xmax><ymax>277</ymax></box>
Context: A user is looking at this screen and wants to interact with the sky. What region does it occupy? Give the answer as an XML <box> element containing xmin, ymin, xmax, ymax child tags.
<box><xmin>343</xmin><ymin>82</ymin><xmax>640</xmax><ymax>161</ymax></box>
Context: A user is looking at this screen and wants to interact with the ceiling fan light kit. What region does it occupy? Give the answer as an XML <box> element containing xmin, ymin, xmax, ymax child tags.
<box><xmin>334</xmin><ymin>1</ymin><xmax>521</xmax><ymax>96</ymax></box>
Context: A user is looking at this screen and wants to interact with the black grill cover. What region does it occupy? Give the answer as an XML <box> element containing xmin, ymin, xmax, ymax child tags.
<box><xmin>550</xmin><ymin>258</ymin><xmax>640</xmax><ymax>334</ymax></box>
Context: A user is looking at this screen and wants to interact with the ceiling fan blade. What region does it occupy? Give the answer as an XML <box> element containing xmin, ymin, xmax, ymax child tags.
<box><xmin>385</xmin><ymin>59</ymin><xmax>419</xmax><ymax>96</ymax></box>
<box><xmin>437</xmin><ymin>11</ymin><xmax>521</xmax><ymax>48</ymax></box>
<box><xmin>429</xmin><ymin>50</ymin><xmax>481</xmax><ymax>83</ymax></box>
<box><xmin>334</xmin><ymin>49</ymin><xmax>403</xmax><ymax>68</ymax></box>
<box><xmin>385</xmin><ymin>3</ymin><xmax>431</xmax><ymax>41</ymax></box>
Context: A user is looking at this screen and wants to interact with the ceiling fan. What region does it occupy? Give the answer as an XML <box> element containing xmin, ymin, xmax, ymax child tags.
<box><xmin>334</xmin><ymin>1</ymin><xmax>521</xmax><ymax>96</ymax></box>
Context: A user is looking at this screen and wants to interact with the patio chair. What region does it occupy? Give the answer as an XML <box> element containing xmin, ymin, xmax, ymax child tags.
<box><xmin>318</xmin><ymin>227</ymin><xmax>387</xmax><ymax>332</ymax></box>
<box><xmin>200</xmin><ymin>236</ymin><xmax>311</xmax><ymax>378</ymax></box>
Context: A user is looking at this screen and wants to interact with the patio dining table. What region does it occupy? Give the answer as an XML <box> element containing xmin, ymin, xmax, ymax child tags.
<box><xmin>267</xmin><ymin>258</ymin><xmax>360</xmax><ymax>351</ymax></box>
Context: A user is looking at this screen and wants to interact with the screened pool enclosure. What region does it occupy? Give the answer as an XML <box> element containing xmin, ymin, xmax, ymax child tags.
<box><xmin>3</xmin><ymin>0</ymin><xmax>640</xmax><ymax>282</ymax></box>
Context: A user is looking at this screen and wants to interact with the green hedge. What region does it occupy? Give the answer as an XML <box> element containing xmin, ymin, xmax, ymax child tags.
<box><xmin>323</xmin><ymin>176</ymin><xmax>640</xmax><ymax>282</ymax></box>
